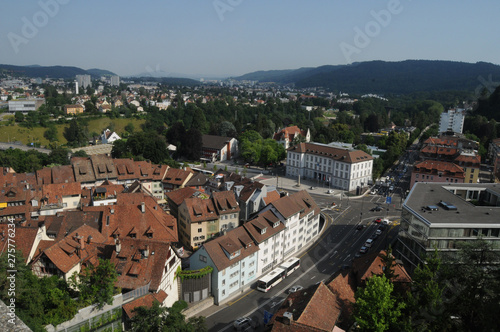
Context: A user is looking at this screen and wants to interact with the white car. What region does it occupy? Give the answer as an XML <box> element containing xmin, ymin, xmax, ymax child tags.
<box><xmin>233</xmin><ymin>317</ymin><xmax>253</xmax><ymax>330</ymax></box>
<box><xmin>288</xmin><ymin>285</ymin><xmax>304</xmax><ymax>293</ymax></box>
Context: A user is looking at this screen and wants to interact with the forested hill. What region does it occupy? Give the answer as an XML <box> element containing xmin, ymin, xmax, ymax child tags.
<box><xmin>475</xmin><ymin>84</ymin><xmax>500</xmax><ymax>121</ymax></box>
<box><xmin>0</xmin><ymin>64</ymin><xmax>116</xmax><ymax>79</ymax></box>
<box><xmin>233</xmin><ymin>60</ymin><xmax>500</xmax><ymax>94</ymax></box>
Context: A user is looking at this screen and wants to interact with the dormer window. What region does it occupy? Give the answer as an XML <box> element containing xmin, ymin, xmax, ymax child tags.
<box><xmin>273</xmin><ymin>221</ymin><xmax>280</xmax><ymax>228</ymax></box>
<box><xmin>260</xmin><ymin>227</ymin><xmax>267</xmax><ymax>235</ymax></box>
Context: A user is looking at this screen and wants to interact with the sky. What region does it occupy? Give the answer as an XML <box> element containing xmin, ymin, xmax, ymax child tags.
<box><xmin>1</xmin><ymin>0</ymin><xmax>500</xmax><ymax>78</ymax></box>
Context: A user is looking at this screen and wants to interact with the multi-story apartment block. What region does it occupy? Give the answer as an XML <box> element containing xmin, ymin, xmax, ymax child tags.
<box><xmin>286</xmin><ymin>142</ymin><xmax>373</xmax><ymax>192</ymax></box>
<box><xmin>410</xmin><ymin>160</ymin><xmax>465</xmax><ymax>188</ymax></box>
<box><xmin>259</xmin><ymin>190</ymin><xmax>321</xmax><ymax>259</ymax></box>
<box><xmin>439</xmin><ymin>108</ymin><xmax>465</xmax><ymax>134</ymax></box>
<box><xmin>177</xmin><ymin>191</ymin><xmax>240</xmax><ymax>250</ymax></box>
<box><xmin>395</xmin><ymin>182</ymin><xmax>500</xmax><ymax>273</ymax></box>
<box><xmin>110</xmin><ymin>75</ymin><xmax>120</xmax><ymax>87</ymax></box>
<box><xmin>243</xmin><ymin>209</ymin><xmax>286</xmax><ymax>276</ymax></box>
<box><xmin>76</xmin><ymin>74</ymin><xmax>91</xmax><ymax>89</ymax></box>
<box><xmin>64</xmin><ymin>104</ymin><xmax>84</xmax><ymax>115</ymax></box>
<box><xmin>189</xmin><ymin>226</ymin><xmax>258</xmax><ymax>304</ymax></box>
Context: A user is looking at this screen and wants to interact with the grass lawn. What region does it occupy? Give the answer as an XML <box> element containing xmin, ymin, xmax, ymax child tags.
<box><xmin>0</xmin><ymin>117</ymin><xmax>146</xmax><ymax>148</ymax></box>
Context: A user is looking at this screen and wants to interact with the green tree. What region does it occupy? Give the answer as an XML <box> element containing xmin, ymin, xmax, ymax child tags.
<box><xmin>354</xmin><ymin>275</ymin><xmax>405</xmax><ymax>332</ymax></box>
<box><xmin>63</xmin><ymin>119</ymin><xmax>88</xmax><ymax>147</ymax></box>
<box><xmin>72</xmin><ymin>150</ymin><xmax>88</xmax><ymax>158</ymax></box>
<box><xmin>439</xmin><ymin>239</ymin><xmax>500</xmax><ymax>331</ymax></box>
<box><xmin>130</xmin><ymin>300</ymin><xmax>207</xmax><ymax>332</ymax></box>
<box><xmin>44</xmin><ymin>125</ymin><xmax>59</xmax><ymax>141</ymax></box>
<box><xmin>403</xmin><ymin>249</ymin><xmax>450</xmax><ymax>332</ymax></box>
<box><xmin>71</xmin><ymin>258</ymin><xmax>118</xmax><ymax>309</ymax></box>
<box><xmin>48</xmin><ymin>147</ymin><xmax>70</xmax><ymax>165</ymax></box>
<box><xmin>125</xmin><ymin>122</ymin><xmax>135</xmax><ymax>134</ymax></box>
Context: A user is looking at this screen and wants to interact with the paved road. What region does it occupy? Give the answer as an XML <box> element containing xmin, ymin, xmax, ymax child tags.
<box><xmin>204</xmin><ymin>191</ymin><xmax>402</xmax><ymax>332</ymax></box>
<box><xmin>0</xmin><ymin>142</ymin><xmax>51</xmax><ymax>154</ymax></box>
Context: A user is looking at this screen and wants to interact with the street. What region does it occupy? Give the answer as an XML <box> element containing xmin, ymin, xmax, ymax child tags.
<box><xmin>204</xmin><ymin>189</ymin><xmax>403</xmax><ymax>332</ymax></box>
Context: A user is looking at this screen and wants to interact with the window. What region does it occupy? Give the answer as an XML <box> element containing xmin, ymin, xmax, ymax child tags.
<box><xmin>198</xmin><ymin>228</ymin><xmax>202</xmax><ymax>233</ymax></box>
<box><xmin>199</xmin><ymin>255</ymin><xmax>207</xmax><ymax>263</ymax></box>
<box><xmin>222</xmin><ymin>279</ymin><xmax>225</xmax><ymax>286</ymax></box>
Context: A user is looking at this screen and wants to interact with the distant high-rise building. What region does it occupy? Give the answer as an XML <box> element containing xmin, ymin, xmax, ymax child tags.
<box><xmin>110</xmin><ymin>75</ymin><xmax>120</xmax><ymax>86</ymax></box>
<box><xmin>439</xmin><ymin>108</ymin><xmax>465</xmax><ymax>134</ymax></box>
<box><xmin>75</xmin><ymin>74</ymin><xmax>91</xmax><ymax>90</ymax></box>
<box><xmin>74</xmin><ymin>80</ymin><xmax>79</xmax><ymax>94</ymax></box>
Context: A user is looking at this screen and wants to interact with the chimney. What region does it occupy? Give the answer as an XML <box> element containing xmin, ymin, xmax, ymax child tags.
<box><xmin>144</xmin><ymin>245</ymin><xmax>150</xmax><ymax>258</ymax></box>
<box><xmin>87</xmin><ymin>235</ymin><xmax>93</xmax><ymax>244</ymax></box>
<box><xmin>141</xmin><ymin>202</ymin><xmax>145</xmax><ymax>213</ymax></box>
<box><xmin>283</xmin><ymin>312</ymin><xmax>293</xmax><ymax>325</ymax></box>
<box><xmin>287</xmin><ymin>299</ymin><xmax>293</xmax><ymax>307</ymax></box>
<box><xmin>115</xmin><ymin>239</ymin><xmax>121</xmax><ymax>253</ymax></box>
<box><xmin>110</xmin><ymin>208</ymin><xmax>114</xmax><ymax>214</ymax></box>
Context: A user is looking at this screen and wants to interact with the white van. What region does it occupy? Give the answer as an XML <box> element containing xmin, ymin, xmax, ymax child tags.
<box><xmin>364</xmin><ymin>239</ymin><xmax>374</xmax><ymax>248</ymax></box>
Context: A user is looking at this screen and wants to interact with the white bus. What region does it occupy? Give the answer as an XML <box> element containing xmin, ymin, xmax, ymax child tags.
<box><xmin>256</xmin><ymin>267</ymin><xmax>286</xmax><ymax>292</ymax></box>
<box><xmin>279</xmin><ymin>257</ymin><xmax>300</xmax><ymax>277</ymax></box>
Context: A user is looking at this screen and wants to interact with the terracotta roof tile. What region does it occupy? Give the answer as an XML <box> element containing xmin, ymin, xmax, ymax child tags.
<box><xmin>288</xmin><ymin>143</ymin><xmax>373</xmax><ymax>164</ymax></box>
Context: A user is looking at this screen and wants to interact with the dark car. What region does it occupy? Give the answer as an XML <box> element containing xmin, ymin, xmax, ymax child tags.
<box><xmin>356</xmin><ymin>224</ymin><xmax>366</xmax><ymax>230</ymax></box>
<box><xmin>370</xmin><ymin>206</ymin><xmax>383</xmax><ymax>212</ymax></box>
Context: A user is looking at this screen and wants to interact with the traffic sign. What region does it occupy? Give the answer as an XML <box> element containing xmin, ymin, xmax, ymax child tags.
<box><xmin>263</xmin><ymin>310</ymin><xmax>273</xmax><ymax>324</ymax></box>
<box><xmin>386</xmin><ymin>196</ymin><xmax>392</xmax><ymax>204</ymax></box>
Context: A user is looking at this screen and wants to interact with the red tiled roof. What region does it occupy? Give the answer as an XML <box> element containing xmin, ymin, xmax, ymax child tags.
<box><xmin>263</xmin><ymin>190</ymin><xmax>280</xmax><ymax>206</ymax></box>
<box><xmin>110</xmin><ymin>238</ymin><xmax>175</xmax><ymax>291</ymax></box>
<box><xmin>0</xmin><ymin>225</ymin><xmax>38</xmax><ymax>263</ymax></box>
<box><xmin>165</xmin><ymin>187</ymin><xmax>197</xmax><ymax>206</ymax></box>
<box><xmin>289</xmin><ymin>143</ymin><xmax>372</xmax><ymax>164</ymax></box>
<box><xmin>201</xmin><ymin>226</ymin><xmax>258</xmax><ymax>271</ymax></box>
<box><xmin>244</xmin><ymin>210</ymin><xmax>285</xmax><ymax>244</ymax></box>
<box><xmin>271</xmin><ymin>190</ymin><xmax>320</xmax><ymax>219</ymax></box>
<box><xmin>122</xmin><ymin>291</ymin><xmax>168</xmax><ymax>319</ymax></box>
<box><xmin>270</xmin><ymin>282</ymin><xmax>340</xmax><ymax>332</ymax></box>
<box><xmin>414</xmin><ymin>160</ymin><xmax>465</xmax><ymax>177</ymax></box>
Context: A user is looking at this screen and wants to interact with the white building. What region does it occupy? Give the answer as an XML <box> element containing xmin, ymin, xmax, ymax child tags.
<box><xmin>110</xmin><ymin>75</ymin><xmax>120</xmax><ymax>86</ymax></box>
<box><xmin>8</xmin><ymin>98</ymin><xmax>45</xmax><ymax>112</ymax></box>
<box><xmin>439</xmin><ymin>108</ymin><xmax>465</xmax><ymax>134</ymax></box>
<box><xmin>101</xmin><ymin>129</ymin><xmax>121</xmax><ymax>144</ymax></box>
<box><xmin>76</xmin><ymin>74</ymin><xmax>91</xmax><ymax>89</ymax></box>
<box><xmin>286</xmin><ymin>142</ymin><xmax>373</xmax><ymax>192</ymax></box>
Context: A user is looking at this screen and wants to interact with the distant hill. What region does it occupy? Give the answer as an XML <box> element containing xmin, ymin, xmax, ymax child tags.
<box><xmin>232</xmin><ymin>60</ymin><xmax>500</xmax><ymax>94</ymax></box>
<box><xmin>87</xmin><ymin>68</ymin><xmax>117</xmax><ymax>77</ymax></box>
<box><xmin>0</xmin><ymin>64</ymin><xmax>115</xmax><ymax>79</ymax></box>
<box><xmin>129</xmin><ymin>76</ymin><xmax>200</xmax><ymax>86</ymax></box>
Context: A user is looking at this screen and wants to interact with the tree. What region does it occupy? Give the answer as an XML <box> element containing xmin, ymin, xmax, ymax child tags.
<box><xmin>180</xmin><ymin>128</ymin><xmax>202</xmax><ymax>161</ymax></box>
<box><xmin>439</xmin><ymin>239</ymin><xmax>500</xmax><ymax>331</ymax></box>
<box><xmin>48</xmin><ymin>147</ymin><xmax>70</xmax><ymax>165</ymax></box>
<box><xmin>218</xmin><ymin>121</ymin><xmax>237</xmax><ymax>137</ymax></box>
<box><xmin>125</xmin><ymin>122</ymin><xmax>135</xmax><ymax>134</ymax></box>
<box><xmin>379</xmin><ymin>246</ymin><xmax>398</xmax><ymax>281</ymax></box>
<box><xmin>71</xmin><ymin>258</ymin><xmax>119</xmax><ymax>309</ymax></box>
<box><xmin>403</xmin><ymin>249</ymin><xmax>450</xmax><ymax>332</ymax></box>
<box><xmin>63</xmin><ymin>119</ymin><xmax>88</xmax><ymax>147</ymax></box>
<box><xmin>44</xmin><ymin>125</ymin><xmax>59</xmax><ymax>141</ymax></box>
<box><xmin>130</xmin><ymin>300</ymin><xmax>165</xmax><ymax>332</ymax></box>
<box><xmin>353</xmin><ymin>274</ymin><xmax>405</xmax><ymax>331</ymax></box>
<box><xmin>72</xmin><ymin>150</ymin><xmax>88</xmax><ymax>158</ymax></box>
<box><xmin>130</xmin><ymin>300</ymin><xmax>207</xmax><ymax>332</ymax></box>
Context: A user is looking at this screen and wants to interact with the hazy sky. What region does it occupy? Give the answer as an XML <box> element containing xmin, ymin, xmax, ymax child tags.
<box><xmin>1</xmin><ymin>0</ymin><xmax>499</xmax><ymax>78</ymax></box>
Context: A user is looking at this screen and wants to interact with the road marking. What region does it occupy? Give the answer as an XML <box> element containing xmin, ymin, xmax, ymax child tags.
<box><xmin>322</xmin><ymin>268</ymin><xmax>327</xmax><ymax>272</ymax></box>
<box><xmin>311</xmin><ymin>276</ymin><xmax>316</xmax><ymax>279</ymax></box>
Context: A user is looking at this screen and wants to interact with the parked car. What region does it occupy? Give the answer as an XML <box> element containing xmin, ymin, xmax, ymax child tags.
<box><xmin>234</xmin><ymin>317</ymin><xmax>253</xmax><ymax>330</ymax></box>
<box><xmin>356</xmin><ymin>224</ymin><xmax>366</xmax><ymax>231</ymax></box>
<box><xmin>365</xmin><ymin>239</ymin><xmax>374</xmax><ymax>247</ymax></box>
<box><xmin>288</xmin><ymin>285</ymin><xmax>304</xmax><ymax>293</ymax></box>
<box><xmin>370</xmin><ymin>206</ymin><xmax>383</xmax><ymax>212</ymax></box>
<box><xmin>376</xmin><ymin>229</ymin><xmax>382</xmax><ymax>236</ymax></box>
<box><xmin>359</xmin><ymin>246</ymin><xmax>368</xmax><ymax>254</ymax></box>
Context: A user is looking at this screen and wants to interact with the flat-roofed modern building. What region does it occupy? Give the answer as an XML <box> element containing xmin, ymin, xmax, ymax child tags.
<box><xmin>396</xmin><ymin>182</ymin><xmax>500</xmax><ymax>272</ymax></box>
<box><xmin>8</xmin><ymin>98</ymin><xmax>45</xmax><ymax>112</ymax></box>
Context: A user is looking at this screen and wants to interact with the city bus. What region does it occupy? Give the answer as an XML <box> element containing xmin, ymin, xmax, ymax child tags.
<box><xmin>279</xmin><ymin>257</ymin><xmax>300</xmax><ymax>277</ymax></box>
<box><xmin>256</xmin><ymin>267</ymin><xmax>286</xmax><ymax>292</ymax></box>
